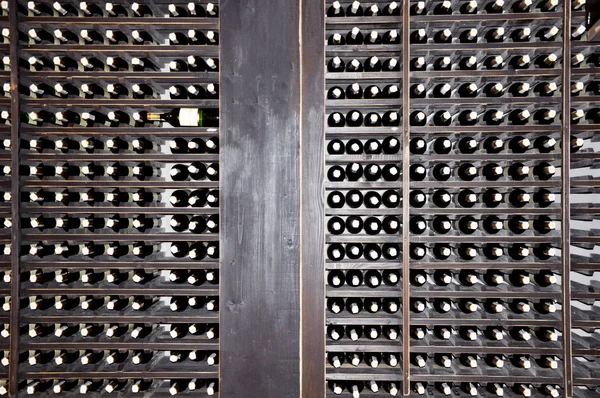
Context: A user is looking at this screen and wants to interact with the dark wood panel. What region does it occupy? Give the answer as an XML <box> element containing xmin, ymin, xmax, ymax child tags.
<box><xmin>220</xmin><ymin>0</ymin><xmax>302</xmax><ymax>397</ymax></box>
<box><xmin>300</xmin><ymin>0</ymin><xmax>326</xmax><ymax>396</ymax></box>
<box><xmin>402</xmin><ymin>0</ymin><xmax>412</xmax><ymax>395</ymax></box>
<box><xmin>9</xmin><ymin>0</ymin><xmax>22</xmax><ymax>395</ymax></box>
<box><xmin>561</xmin><ymin>1</ymin><xmax>573</xmax><ymax>397</ymax></box>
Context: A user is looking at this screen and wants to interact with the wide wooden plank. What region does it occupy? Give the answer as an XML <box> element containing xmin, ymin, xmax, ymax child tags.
<box><xmin>301</xmin><ymin>0</ymin><xmax>326</xmax><ymax>397</ymax></box>
<box><xmin>220</xmin><ymin>0</ymin><xmax>301</xmax><ymax>397</ymax></box>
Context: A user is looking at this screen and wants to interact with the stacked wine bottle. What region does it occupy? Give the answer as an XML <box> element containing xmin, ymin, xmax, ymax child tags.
<box><xmin>325</xmin><ymin>0</ymin><xmax>600</xmax><ymax>396</ymax></box>
<box><xmin>409</xmin><ymin>0</ymin><xmax>565</xmax><ymax>395</ymax></box>
<box><xmin>325</xmin><ymin>1</ymin><xmax>403</xmax><ymax>396</ymax></box>
<box><xmin>570</xmin><ymin>0</ymin><xmax>600</xmax><ymax>395</ymax></box>
<box><xmin>2</xmin><ymin>0</ymin><xmax>220</xmax><ymax>395</ymax></box>
<box><xmin>0</xmin><ymin>1</ymin><xmax>9</xmax><ymax>395</ymax></box>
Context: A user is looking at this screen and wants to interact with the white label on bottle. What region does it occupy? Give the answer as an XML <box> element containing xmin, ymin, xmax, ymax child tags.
<box><xmin>180</xmin><ymin>108</ymin><xmax>199</xmax><ymax>127</ymax></box>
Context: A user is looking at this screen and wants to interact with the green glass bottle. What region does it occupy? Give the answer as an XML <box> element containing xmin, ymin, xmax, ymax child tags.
<box><xmin>147</xmin><ymin>108</ymin><xmax>219</xmax><ymax>127</ymax></box>
<box><xmin>27</xmin><ymin>110</ymin><xmax>56</xmax><ymax>125</ymax></box>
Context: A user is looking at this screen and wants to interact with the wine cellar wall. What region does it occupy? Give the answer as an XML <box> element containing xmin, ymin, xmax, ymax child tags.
<box><xmin>0</xmin><ymin>0</ymin><xmax>598</xmax><ymax>396</ymax></box>
<box><xmin>3</xmin><ymin>0</ymin><xmax>221</xmax><ymax>395</ymax></box>
<box><xmin>323</xmin><ymin>0</ymin><xmax>599</xmax><ymax>397</ymax></box>
<box><xmin>324</xmin><ymin>1</ymin><xmax>404</xmax><ymax>397</ymax></box>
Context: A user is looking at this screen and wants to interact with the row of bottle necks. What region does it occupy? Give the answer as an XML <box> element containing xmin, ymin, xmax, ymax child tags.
<box><xmin>327</xmin><ymin>352</ymin><xmax>563</xmax><ymax>371</ymax></box>
<box><xmin>0</xmin><ymin>268</ymin><xmax>562</xmax><ymax>288</ymax></box>
<box><xmin>326</xmin><ymin>54</ymin><xmax>600</xmax><ymax>74</ymax></box>
<box><xmin>0</xmin><ymin>269</ymin><xmax>218</xmax><ymax>286</ymax></box>
<box><xmin>6</xmin><ymin>82</ymin><xmax>219</xmax><ymax>100</ymax></box>
<box><xmin>326</xmin><ymin>108</ymin><xmax>599</xmax><ymax>128</ymax></box>
<box><xmin>6</xmin><ymin>163</ymin><xmax>219</xmax><ymax>182</ymax></box>
<box><xmin>327</xmin><ymin>188</ymin><xmax>555</xmax><ymax>209</ymax></box>
<box><xmin>4</xmin><ymin>324</ymin><xmax>220</xmax><ymax>354</ymax></box>
<box><xmin>2</xmin><ymin>188</ymin><xmax>219</xmax><ymax>208</ymax></box>
<box><xmin>7</xmin><ymin>295</ymin><xmax>219</xmax><ymax>313</ymax></box>
<box><xmin>3</xmin><ymin>214</ymin><xmax>219</xmax><ymax>234</ymax></box>
<box><xmin>328</xmin><ymin>215</ymin><xmax>557</xmax><ymax>236</ymax></box>
<box><xmin>334</xmin><ymin>298</ymin><xmax>560</xmax><ymax>318</ymax></box>
<box><xmin>9</xmin><ymin>322</ymin><xmax>217</xmax><ymax>340</ymax></box>
<box><xmin>9</xmin><ymin>348</ymin><xmax>218</xmax><ymax>366</ymax></box>
<box><xmin>327</xmin><ymin>380</ymin><xmax>559</xmax><ymax>398</ymax></box>
<box><xmin>327</xmin><ymin>297</ymin><xmax>558</xmax><ymax>316</ymax></box>
<box><xmin>17</xmin><ymin>1</ymin><xmax>219</xmax><ymax>18</ymax></box>
<box><xmin>6</xmin><ymin>54</ymin><xmax>599</xmax><ymax>76</ymax></box>
<box><xmin>5</xmin><ymin>137</ymin><xmax>220</xmax><ymax>154</ymax></box>
<box><xmin>9</xmin><ymin>28</ymin><xmax>219</xmax><ymax>46</ymax></box>
<box><xmin>327</xmin><ymin>136</ymin><xmax>584</xmax><ymax>155</ymax></box>
<box><xmin>327</xmin><ymin>0</ymin><xmax>584</xmax><ymax>17</ymax></box>
<box><xmin>4</xmin><ymin>242</ymin><xmax>563</xmax><ymax>261</ymax></box>
<box><xmin>8</xmin><ymin>378</ymin><xmax>218</xmax><ymax>395</ymax></box>
<box><xmin>1</xmin><ymin>108</ymin><xmax>219</xmax><ymax>127</ymax></box>
<box><xmin>327</xmin><ymin>81</ymin><xmax>599</xmax><ymax>100</ymax></box>
<box><xmin>0</xmin><ymin>52</ymin><xmax>550</xmax><ymax>84</ymax></box>
<box><xmin>326</xmin><ymin>242</ymin><xmax>556</xmax><ymax>261</ymax></box>
<box><xmin>328</xmin><ymin>161</ymin><xmax>558</xmax><ymax>182</ymax></box>
<box><xmin>5</xmin><ymin>0</ymin><xmax>588</xmax><ymax>19</ymax></box>
<box><xmin>17</xmin><ymin>348</ymin><xmax>218</xmax><ymax>366</ymax></box>
<box><xmin>25</xmin><ymin>188</ymin><xmax>219</xmax><ymax>206</ymax></box>
<box><xmin>13</xmin><ymin>188</ymin><xmax>561</xmax><ymax>210</ymax></box>
<box><xmin>8</xmin><ymin>55</ymin><xmax>218</xmax><ymax>72</ymax></box>
<box><xmin>408</xmin><ymin>26</ymin><xmax>589</xmax><ymax>45</ymax></box>
<box><xmin>327</xmin><ymin>269</ymin><xmax>557</xmax><ymax>288</ymax></box>
<box><xmin>327</xmin><ymin>324</ymin><xmax>561</xmax><ymax>343</ymax></box>
<box><xmin>2</xmin><ymin>188</ymin><xmax>560</xmax><ymax>209</ymax></box>
<box><xmin>14</xmin><ymin>241</ymin><xmax>219</xmax><ymax>259</ymax></box>
<box><xmin>328</xmin><ymin>24</ymin><xmax>590</xmax><ymax>46</ymax></box>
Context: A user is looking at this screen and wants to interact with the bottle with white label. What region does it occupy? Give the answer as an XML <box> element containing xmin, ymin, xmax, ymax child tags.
<box><xmin>147</xmin><ymin>108</ymin><xmax>219</xmax><ymax>127</ymax></box>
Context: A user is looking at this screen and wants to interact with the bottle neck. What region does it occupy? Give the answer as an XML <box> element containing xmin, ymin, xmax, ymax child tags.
<box><xmin>146</xmin><ymin>112</ymin><xmax>164</xmax><ymax>121</ymax></box>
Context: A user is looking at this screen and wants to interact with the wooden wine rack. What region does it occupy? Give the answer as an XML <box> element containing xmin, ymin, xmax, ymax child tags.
<box><xmin>4</xmin><ymin>0</ymin><xmax>221</xmax><ymax>396</ymax></box>
<box><xmin>322</xmin><ymin>1</ymin><xmax>599</xmax><ymax>397</ymax></box>
<box><xmin>0</xmin><ymin>0</ymin><xmax>597</xmax><ymax>397</ymax></box>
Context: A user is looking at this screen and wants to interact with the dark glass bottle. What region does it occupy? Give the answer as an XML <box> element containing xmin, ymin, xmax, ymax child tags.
<box><xmin>147</xmin><ymin>108</ymin><xmax>219</xmax><ymax>127</ymax></box>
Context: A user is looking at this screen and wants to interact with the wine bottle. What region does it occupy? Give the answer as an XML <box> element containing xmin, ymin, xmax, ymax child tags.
<box><xmin>433</xmin><ymin>137</ymin><xmax>452</xmax><ymax>154</ymax></box>
<box><xmin>28</xmin><ymin>28</ymin><xmax>53</xmax><ymax>43</ymax></box>
<box><xmin>410</xmin><ymin>137</ymin><xmax>426</xmax><ymax>154</ymax></box>
<box><xmin>327</xmin><ymin>1</ymin><xmax>344</xmax><ymax>16</ymax></box>
<box><xmin>327</xmin><ymin>139</ymin><xmax>344</xmax><ymax>155</ymax></box>
<box><xmin>434</xmin><ymin>28</ymin><xmax>452</xmax><ymax>43</ymax></box>
<box><xmin>346</xmin><ymin>58</ymin><xmax>363</xmax><ymax>72</ymax></box>
<box><xmin>347</xmin><ymin>1</ymin><xmax>363</xmax><ymax>16</ymax></box>
<box><xmin>147</xmin><ymin>108</ymin><xmax>219</xmax><ymax>127</ymax></box>
<box><xmin>327</xmin><ymin>56</ymin><xmax>345</xmax><ymax>72</ymax></box>
<box><xmin>434</xmin><ymin>0</ymin><xmax>452</xmax><ymax>14</ymax></box>
<box><xmin>327</xmin><ymin>86</ymin><xmax>345</xmax><ymax>100</ymax></box>
<box><xmin>27</xmin><ymin>1</ymin><xmax>53</xmax><ymax>15</ymax></box>
<box><xmin>434</xmin><ymin>56</ymin><xmax>452</xmax><ymax>70</ymax></box>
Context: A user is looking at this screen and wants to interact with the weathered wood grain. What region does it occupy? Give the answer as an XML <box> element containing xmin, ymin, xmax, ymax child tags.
<box><xmin>220</xmin><ymin>0</ymin><xmax>302</xmax><ymax>396</ymax></box>
<box><xmin>300</xmin><ymin>0</ymin><xmax>326</xmax><ymax>396</ymax></box>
